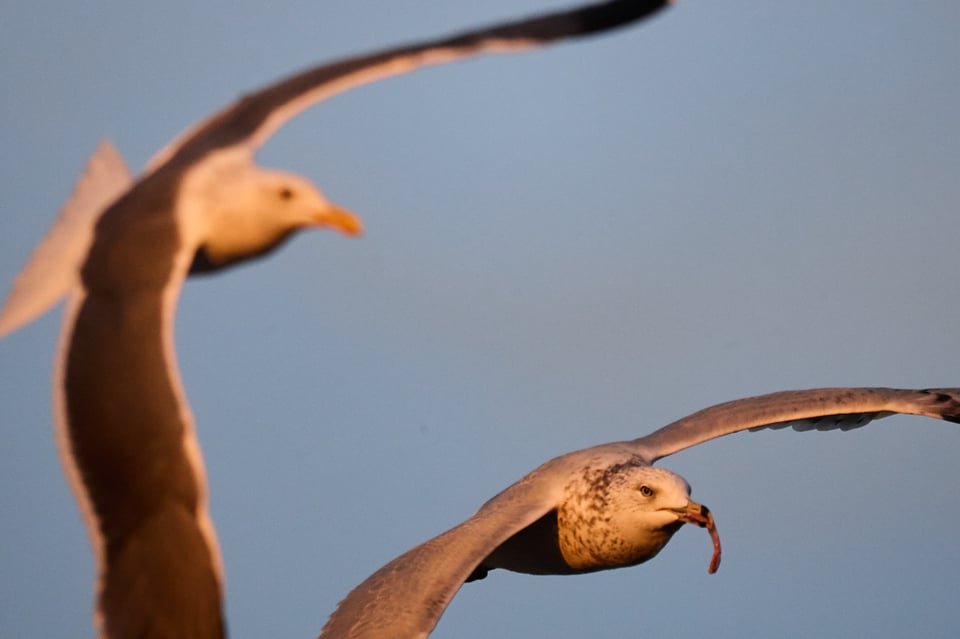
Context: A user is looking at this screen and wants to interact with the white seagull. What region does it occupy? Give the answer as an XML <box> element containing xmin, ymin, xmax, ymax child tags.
<box><xmin>321</xmin><ymin>387</ymin><xmax>959</xmax><ymax>639</ymax></box>
<box><xmin>0</xmin><ymin>2</ymin><xmax>672</xmax><ymax>638</ymax></box>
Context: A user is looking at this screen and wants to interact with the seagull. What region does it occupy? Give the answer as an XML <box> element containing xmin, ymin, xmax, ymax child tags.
<box><xmin>0</xmin><ymin>2</ymin><xmax>672</xmax><ymax>637</ymax></box>
<box><xmin>321</xmin><ymin>387</ymin><xmax>959</xmax><ymax>639</ymax></box>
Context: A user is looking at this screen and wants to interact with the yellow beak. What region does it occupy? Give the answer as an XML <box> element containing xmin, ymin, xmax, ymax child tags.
<box><xmin>316</xmin><ymin>204</ymin><xmax>363</xmax><ymax>237</ymax></box>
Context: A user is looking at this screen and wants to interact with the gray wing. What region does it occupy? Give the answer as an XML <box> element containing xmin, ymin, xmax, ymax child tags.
<box><xmin>149</xmin><ymin>0</ymin><xmax>672</xmax><ymax>168</ymax></box>
<box><xmin>631</xmin><ymin>387</ymin><xmax>960</xmax><ymax>463</ymax></box>
<box><xmin>320</xmin><ymin>467</ymin><xmax>564</xmax><ymax>639</ymax></box>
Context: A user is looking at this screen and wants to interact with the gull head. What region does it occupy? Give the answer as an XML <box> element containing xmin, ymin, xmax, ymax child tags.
<box><xmin>187</xmin><ymin>166</ymin><xmax>362</xmax><ymax>273</ymax></box>
<box><xmin>557</xmin><ymin>463</ymin><xmax>720</xmax><ymax>573</ymax></box>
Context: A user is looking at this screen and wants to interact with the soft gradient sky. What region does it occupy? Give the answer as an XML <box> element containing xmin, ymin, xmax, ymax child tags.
<box><xmin>1</xmin><ymin>1</ymin><xmax>958</xmax><ymax>637</ymax></box>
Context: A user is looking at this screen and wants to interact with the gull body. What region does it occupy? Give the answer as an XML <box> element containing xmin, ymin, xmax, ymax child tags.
<box><xmin>0</xmin><ymin>2</ymin><xmax>672</xmax><ymax>637</ymax></box>
<box><xmin>322</xmin><ymin>387</ymin><xmax>960</xmax><ymax>639</ymax></box>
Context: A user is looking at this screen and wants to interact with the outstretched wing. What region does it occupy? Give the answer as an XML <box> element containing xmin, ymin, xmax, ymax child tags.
<box><xmin>320</xmin><ymin>467</ymin><xmax>564</xmax><ymax>639</ymax></box>
<box><xmin>0</xmin><ymin>141</ymin><xmax>131</xmax><ymax>337</ymax></box>
<box><xmin>632</xmin><ymin>387</ymin><xmax>960</xmax><ymax>463</ymax></box>
<box><xmin>149</xmin><ymin>0</ymin><xmax>672</xmax><ymax>168</ymax></box>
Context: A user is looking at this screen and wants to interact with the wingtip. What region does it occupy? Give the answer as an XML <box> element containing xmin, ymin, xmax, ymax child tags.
<box><xmin>920</xmin><ymin>388</ymin><xmax>960</xmax><ymax>424</ymax></box>
<box><xmin>0</xmin><ymin>262</ymin><xmax>68</xmax><ymax>339</ymax></box>
<box><xmin>571</xmin><ymin>0</ymin><xmax>674</xmax><ymax>38</ymax></box>
<box><xmin>0</xmin><ymin>299</ymin><xmax>50</xmax><ymax>339</ymax></box>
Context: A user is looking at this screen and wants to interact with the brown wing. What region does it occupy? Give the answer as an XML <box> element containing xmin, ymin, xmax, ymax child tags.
<box><xmin>149</xmin><ymin>1</ymin><xmax>672</xmax><ymax>168</ymax></box>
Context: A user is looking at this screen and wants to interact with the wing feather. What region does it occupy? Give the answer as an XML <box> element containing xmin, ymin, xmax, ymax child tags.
<box><xmin>0</xmin><ymin>141</ymin><xmax>131</xmax><ymax>337</ymax></box>
<box><xmin>632</xmin><ymin>388</ymin><xmax>960</xmax><ymax>463</ymax></box>
<box><xmin>148</xmin><ymin>0</ymin><xmax>672</xmax><ymax>169</ymax></box>
<box><xmin>320</xmin><ymin>466</ymin><xmax>564</xmax><ymax>639</ymax></box>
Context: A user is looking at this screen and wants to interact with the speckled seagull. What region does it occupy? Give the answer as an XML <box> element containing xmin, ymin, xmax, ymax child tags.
<box><xmin>321</xmin><ymin>387</ymin><xmax>959</xmax><ymax>639</ymax></box>
<box><xmin>0</xmin><ymin>2</ymin><xmax>672</xmax><ymax>637</ymax></box>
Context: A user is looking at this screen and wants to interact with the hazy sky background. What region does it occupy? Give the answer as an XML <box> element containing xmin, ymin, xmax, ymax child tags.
<box><xmin>1</xmin><ymin>1</ymin><xmax>958</xmax><ymax>637</ymax></box>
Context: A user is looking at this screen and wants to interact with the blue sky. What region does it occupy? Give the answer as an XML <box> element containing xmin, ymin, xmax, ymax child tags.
<box><xmin>1</xmin><ymin>1</ymin><xmax>958</xmax><ymax>637</ymax></box>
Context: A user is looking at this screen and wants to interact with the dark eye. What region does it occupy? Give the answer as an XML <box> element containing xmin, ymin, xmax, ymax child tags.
<box><xmin>639</xmin><ymin>485</ymin><xmax>654</xmax><ymax>498</ymax></box>
<box><xmin>279</xmin><ymin>187</ymin><xmax>294</xmax><ymax>201</ymax></box>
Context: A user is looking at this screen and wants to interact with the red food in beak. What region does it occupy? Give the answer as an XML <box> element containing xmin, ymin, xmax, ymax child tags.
<box><xmin>680</xmin><ymin>501</ymin><xmax>722</xmax><ymax>574</ymax></box>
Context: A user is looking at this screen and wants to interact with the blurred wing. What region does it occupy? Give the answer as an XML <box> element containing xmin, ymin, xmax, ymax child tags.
<box><xmin>148</xmin><ymin>0</ymin><xmax>672</xmax><ymax>168</ymax></box>
<box><xmin>320</xmin><ymin>469</ymin><xmax>563</xmax><ymax>639</ymax></box>
<box><xmin>0</xmin><ymin>141</ymin><xmax>131</xmax><ymax>337</ymax></box>
<box><xmin>631</xmin><ymin>387</ymin><xmax>960</xmax><ymax>463</ymax></box>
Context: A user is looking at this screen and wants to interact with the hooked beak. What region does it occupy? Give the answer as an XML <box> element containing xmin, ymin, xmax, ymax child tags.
<box><xmin>676</xmin><ymin>499</ymin><xmax>722</xmax><ymax>574</ymax></box>
<box><xmin>315</xmin><ymin>204</ymin><xmax>363</xmax><ymax>237</ymax></box>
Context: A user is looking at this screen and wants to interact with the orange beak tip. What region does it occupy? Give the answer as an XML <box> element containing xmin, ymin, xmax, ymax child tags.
<box><xmin>325</xmin><ymin>207</ymin><xmax>364</xmax><ymax>237</ymax></box>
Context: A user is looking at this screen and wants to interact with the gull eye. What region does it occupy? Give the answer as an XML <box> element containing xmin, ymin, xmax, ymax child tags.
<box><xmin>639</xmin><ymin>485</ymin><xmax>654</xmax><ymax>498</ymax></box>
<box><xmin>279</xmin><ymin>187</ymin><xmax>295</xmax><ymax>201</ymax></box>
